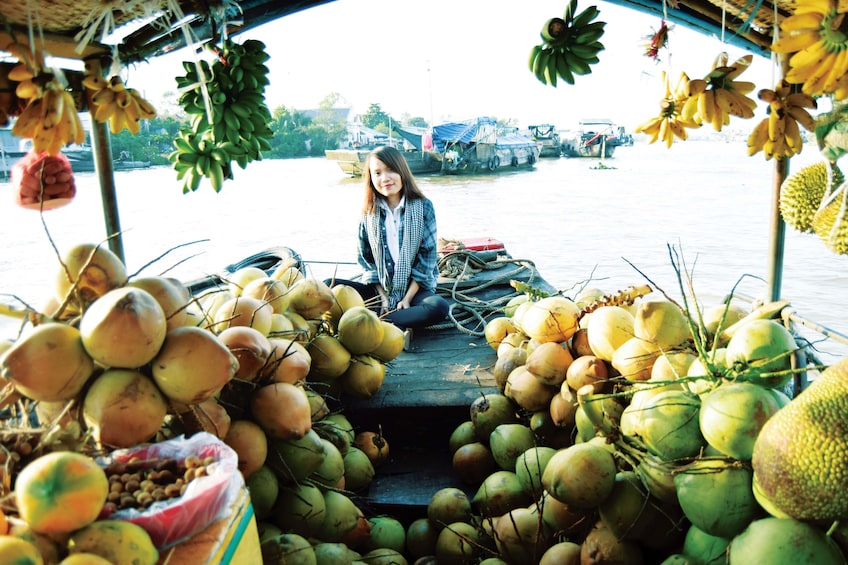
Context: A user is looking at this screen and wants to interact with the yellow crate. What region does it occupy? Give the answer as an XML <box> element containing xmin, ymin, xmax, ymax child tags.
<box><xmin>157</xmin><ymin>485</ymin><xmax>261</xmax><ymax>564</ymax></box>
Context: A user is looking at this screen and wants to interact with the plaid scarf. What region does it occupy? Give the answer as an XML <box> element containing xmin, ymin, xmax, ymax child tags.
<box><xmin>365</xmin><ymin>197</ymin><xmax>424</xmax><ymax>308</ymax></box>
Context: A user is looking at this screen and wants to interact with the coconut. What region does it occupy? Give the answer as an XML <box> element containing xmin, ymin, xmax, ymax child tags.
<box><xmin>542</xmin><ymin>442</ymin><xmax>617</xmax><ymax>509</ymax></box>
<box><xmin>80</xmin><ymin>286</ymin><xmax>167</xmax><ymax>369</ymax></box>
<box><xmin>315</xmin><ymin>490</ymin><xmax>362</xmax><ymax>543</ymax></box>
<box><xmin>525</xmin><ymin>341</ymin><xmax>574</xmax><ymax>386</ymax></box>
<box><xmin>515</xmin><ymin>446</ymin><xmax>557</xmax><ymax>499</ymax></box>
<box><xmin>211</xmin><ymin>295</ymin><xmax>274</xmax><ymax>336</ymax></box>
<box><xmin>505</xmin><ymin>365</ymin><xmax>557</xmax><ymax>412</ymax></box>
<box><xmin>309</xmin><ymin>438</ymin><xmax>345</xmax><ymax>489</ymax></box>
<box><xmin>639</xmin><ymin>390</ymin><xmax>705</xmax><ymax>461</ymax></box>
<box><xmin>698</xmin><ymin>381</ymin><xmax>781</xmax><ymax>460</ymax></box>
<box><xmin>569</xmin><ymin>327</ymin><xmax>593</xmax><ymax>357</ymax></box>
<box><xmin>538</xmin><ymin>490</ymin><xmax>594</xmax><ymax>536</ymax></box>
<box><xmin>54</xmin><ymin>242</ymin><xmax>127</xmax><ymax>308</ymax></box>
<box><xmin>493</xmin><ymin>347</ymin><xmax>527</xmax><ymax>392</ymax></box>
<box><xmin>194</xmin><ymin>288</ymin><xmax>234</xmax><ymax>326</ymax></box>
<box><xmin>287</xmin><ymin>277</ymin><xmax>334</xmax><ymax>320</ymax></box>
<box><xmin>251</xmin><ymin>382</ymin><xmax>312</xmax><ymax>440</ymax></box>
<box><xmin>520</xmin><ymin>296</ymin><xmax>580</xmax><ymax>343</ymax></box>
<box><xmin>224</xmin><ymin>419</ymin><xmax>268</xmax><ymax>479</ymax></box>
<box><xmin>268</xmin><ymin>313</ymin><xmax>294</xmax><ymax>336</ymax></box>
<box><xmin>217</xmin><ymin>325</ymin><xmax>272</xmax><ymax>382</ymax></box>
<box><xmin>728</xmin><ymin>517</ymin><xmax>845</xmax><ymax>564</ymax></box>
<box><xmin>549</xmin><ymin>386</ymin><xmax>578</xmax><ymax>428</ymax></box>
<box><xmin>406</xmin><ymin>518</ymin><xmax>440</xmax><ymax>561</ymax></box>
<box><xmin>485</xmin><ymin>316</ymin><xmax>517</xmax><ymax>350</ymax></box>
<box><xmin>305</xmin><ymin>388</ymin><xmax>330</xmax><ymax>421</ymax></box>
<box><xmin>565</xmin><ymin>354</ymin><xmax>609</xmax><ymax>394</ymax></box>
<box><xmin>370</xmin><ymin>321</ymin><xmax>405</xmax><ymax>363</ymax></box>
<box><xmin>1</xmin><ymin>322</ymin><xmax>94</xmax><ymax>402</ymax></box>
<box><xmin>325</xmin><ymin>284</ymin><xmax>366</xmax><ymax>328</ymax></box>
<box><xmin>126</xmin><ymin>276</ymin><xmax>190</xmax><ymax>331</ymax></box>
<box><xmin>82</xmin><ymin>369</ymin><xmax>167</xmax><ymax>448</ymax></box>
<box><xmin>540</xmin><ymin>541</ymin><xmax>581</xmax><ymax>565</ymax></box>
<box><xmin>494</xmin><ymin>507</ymin><xmax>551</xmax><ymax>564</ymax></box>
<box><xmin>226</xmin><ymin>266</ymin><xmax>268</xmax><ymax>296</ymax></box>
<box><xmin>586</xmin><ymin>306</ymin><xmax>635</xmax><ymax>362</ymax></box>
<box><xmin>427</xmin><ymin>487</ymin><xmax>473</xmax><ymax>530</ymax></box>
<box><xmin>151</xmin><ymin>326</ymin><xmax>239</xmax><ymax>404</ymax></box>
<box><xmin>489</xmin><ymin>423</ymin><xmax>537</xmax><ymax>471</ymax></box>
<box><xmin>497</xmin><ymin>331</ymin><xmax>529</xmax><ymax>359</ymax></box>
<box><xmin>580</xmin><ymin>520</ymin><xmax>644</xmax><ymax>565</ymax></box>
<box><xmin>273</xmin><ymin>483</ymin><xmax>326</xmax><ymax>539</ymax></box>
<box><xmin>452</xmin><ymin>442</ymin><xmax>498</xmax><ymax>485</ymax></box>
<box><xmin>354</xmin><ymin>430</ymin><xmax>390</xmax><ymax>466</ymax></box>
<box><xmin>470</xmin><ymin>393</ymin><xmax>519</xmax><ymax>442</ymax></box>
<box><xmin>262</xmin><ymin>338</ymin><xmax>311</xmax><ymax>384</ymax></box>
<box><xmin>179</xmin><ymin>397</ymin><xmax>231</xmax><ymax>438</ymax></box>
<box><xmin>341</xmin><ymin>355</ymin><xmax>386</xmax><ymax>399</ymax></box>
<box><xmin>435</xmin><ymin>521</ymin><xmax>481</xmax><ymax>564</ymax></box>
<box><xmin>610</xmin><ymin>337</ymin><xmax>660</xmax><ymax>382</ymax></box>
<box><xmin>307</xmin><ymin>334</ymin><xmax>351</xmax><ymax>379</ymax></box>
<box><xmin>241</xmin><ymin>276</ymin><xmax>291</xmax><ymax>315</ymax></box>
<box><xmin>472</xmin><ymin>470</ymin><xmax>532</xmax><ymax>518</ymax></box>
<box><xmin>633</xmin><ymin>299</ymin><xmax>691</xmax><ymax>349</ymax></box>
<box><xmin>337</xmin><ymin>306</ymin><xmax>384</xmax><ymax>355</ymax></box>
<box><xmin>271</xmin><ymin>263</ymin><xmax>304</xmax><ymax>286</ymax></box>
<box><xmin>266</xmin><ymin>429</ymin><xmax>326</xmax><ymax>484</ymax></box>
<box><xmin>342</xmin><ymin>446</ymin><xmax>376</xmax><ymax>491</ymax></box>
<box><xmin>362</xmin><ymin>516</ymin><xmax>407</xmax><ymax>555</ymax></box>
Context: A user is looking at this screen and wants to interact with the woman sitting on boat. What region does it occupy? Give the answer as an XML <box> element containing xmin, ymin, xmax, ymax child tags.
<box><xmin>329</xmin><ymin>146</ymin><xmax>449</xmax><ymax>331</ymax></box>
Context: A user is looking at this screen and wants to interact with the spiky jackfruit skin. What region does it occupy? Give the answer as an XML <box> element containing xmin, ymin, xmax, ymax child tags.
<box><xmin>812</xmin><ymin>185</ymin><xmax>848</xmax><ymax>255</ymax></box>
<box><xmin>780</xmin><ymin>162</ymin><xmax>844</xmax><ymax>233</ymax></box>
<box><xmin>751</xmin><ymin>357</ymin><xmax>848</xmax><ymax>522</ymax></box>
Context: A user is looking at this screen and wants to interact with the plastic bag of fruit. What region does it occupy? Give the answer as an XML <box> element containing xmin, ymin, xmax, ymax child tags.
<box><xmin>94</xmin><ymin>431</ymin><xmax>243</xmax><ymax>549</ymax></box>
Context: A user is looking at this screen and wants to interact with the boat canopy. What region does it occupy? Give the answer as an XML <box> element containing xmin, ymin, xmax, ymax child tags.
<box><xmin>432</xmin><ymin>118</ymin><xmax>496</xmax><ymax>152</ymax></box>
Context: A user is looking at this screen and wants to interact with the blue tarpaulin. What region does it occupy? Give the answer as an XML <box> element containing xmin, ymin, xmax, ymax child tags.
<box><xmin>431</xmin><ymin>117</ymin><xmax>536</xmax><ymax>152</ymax></box>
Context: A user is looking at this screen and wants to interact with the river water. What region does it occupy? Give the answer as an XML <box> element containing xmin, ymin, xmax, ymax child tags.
<box><xmin>2</xmin><ymin>140</ymin><xmax>847</xmax><ymax>359</ymax></box>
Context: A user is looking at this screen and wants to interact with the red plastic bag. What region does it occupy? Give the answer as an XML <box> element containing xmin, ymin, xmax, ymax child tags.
<box><xmin>11</xmin><ymin>150</ymin><xmax>76</xmax><ymax>210</ymax></box>
<box><xmin>96</xmin><ymin>432</ymin><xmax>243</xmax><ymax>549</ymax></box>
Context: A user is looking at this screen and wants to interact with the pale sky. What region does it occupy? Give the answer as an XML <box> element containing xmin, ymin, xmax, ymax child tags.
<box><xmin>128</xmin><ymin>0</ymin><xmax>781</xmax><ymax>131</ymax></box>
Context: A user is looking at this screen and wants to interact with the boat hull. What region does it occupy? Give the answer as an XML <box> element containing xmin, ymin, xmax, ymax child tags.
<box><xmin>441</xmin><ymin>143</ymin><xmax>539</xmax><ymax>174</ymax></box>
<box><xmin>325</xmin><ymin>149</ymin><xmax>442</xmax><ymax>176</ymax></box>
<box><xmin>561</xmin><ymin>138</ymin><xmax>617</xmax><ymax>158</ymax></box>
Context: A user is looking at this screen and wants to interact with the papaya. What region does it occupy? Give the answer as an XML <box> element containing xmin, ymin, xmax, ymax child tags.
<box><xmin>67</xmin><ymin>520</ymin><xmax>158</xmax><ymax>565</ymax></box>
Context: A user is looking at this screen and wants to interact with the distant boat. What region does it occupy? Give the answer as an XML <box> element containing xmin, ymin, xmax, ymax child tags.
<box><xmin>433</xmin><ymin>117</ymin><xmax>540</xmax><ymax>174</ymax></box>
<box><xmin>325</xmin><ymin>147</ymin><xmax>442</xmax><ymax>176</ymax></box>
<box><xmin>560</xmin><ymin>118</ymin><xmax>630</xmax><ymax>159</ymax></box>
<box><xmin>527</xmin><ymin>124</ymin><xmax>561</xmax><ymax>158</ymax></box>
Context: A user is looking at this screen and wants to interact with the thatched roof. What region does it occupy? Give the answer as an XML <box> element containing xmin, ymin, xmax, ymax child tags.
<box><xmin>0</xmin><ymin>0</ymin><xmax>790</xmax><ymax>66</ymax></box>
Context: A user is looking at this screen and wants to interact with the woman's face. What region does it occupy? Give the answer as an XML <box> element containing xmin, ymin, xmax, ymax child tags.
<box><xmin>369</xmin><ymin>157</ymin><xmax>403</xmax><ymax>205</ymax></box>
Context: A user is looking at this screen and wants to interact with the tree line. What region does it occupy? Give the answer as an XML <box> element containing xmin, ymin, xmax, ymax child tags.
<box><xmin>110</xmin><ymin>99</ymin><xmax>428</xmax><ymax>165</ymax></box>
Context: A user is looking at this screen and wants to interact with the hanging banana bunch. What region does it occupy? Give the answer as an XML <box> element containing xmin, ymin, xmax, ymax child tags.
<box><xmin>747</xmin><ymin>79</ymin><xmax>818</xmax><ymax>160</ymax></box>
<box><xmin>84</xmin><ymin>73</ymin><xmax>157</xmax><ymax>135</ymax></box>
<box><xmin>8</xmin><ymin>43</ymin><xmax>85</xmax><ymax>156</ymax></box>
<box><xmin>528</xmin><ymin>0</ymin><xmax>606</xmax><ymax>87</ymax></box>
<box><xmin>169</xmin><ymin>38</ymin><xmax>273</xmax><ymax>193</ymax></box>
<box><xmin>634</xmin><ymin>71</ymin><xmax>702</xmax><ymax>148</ymax></box>
<box><xmin>771</xmin><ymin>0</ymin><xmax>848</xmax><ymax>100</ymax></box>
<box><xmin>681</xmin><ymin>53</ymin><xmax>759</xmax><ymax>132</ymax></box>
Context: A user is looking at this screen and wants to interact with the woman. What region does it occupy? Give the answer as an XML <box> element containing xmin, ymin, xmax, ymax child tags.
<box><xmin>332</xmin><ymin>145</ymin><xmax>449</xmax><ymax>331</ymax></box>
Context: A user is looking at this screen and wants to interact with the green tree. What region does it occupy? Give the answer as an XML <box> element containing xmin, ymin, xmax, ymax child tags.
<box><xmin>406</xmin><ymin>116</ymin><xmax>429</xmax><ymax>128</ymax></box>
<box><xmin>362</xmin><ymin>103</ymin><xmax>391</xmax><ymax>130</ymax></box>
<box><xmin>267</xmin><ymin>105</ymin><xmax>311</xmax><ymax>158</ymax></box>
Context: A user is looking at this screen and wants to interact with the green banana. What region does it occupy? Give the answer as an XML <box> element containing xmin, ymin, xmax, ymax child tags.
<box><xmin>534</xmin><ymin>47</ymin><xmax>552</xmax><ymax>85</ymax></box>
<box><xmin>556</xmin><ymin>52</ymin><xmax>576</xmax><ymax>85</ymax></box>
<box><xmin>571</xmin><ymin>5</ymin><xmax>600</xmax><ymax>28</ymax></box>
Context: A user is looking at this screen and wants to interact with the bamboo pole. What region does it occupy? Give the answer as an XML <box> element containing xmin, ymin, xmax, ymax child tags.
<box><xmin>83</xmin><ymin>57</ymin><xmax>124</xmax><ymax>263</ymax></box>
<box><xmin>765</xmin><ymin>54</ymin><xmax>791</xmax><ymax>302</ymax></box>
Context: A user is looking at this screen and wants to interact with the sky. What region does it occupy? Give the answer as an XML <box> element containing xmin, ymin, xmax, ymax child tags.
<box><xmin>127</xmin><ymin>0</ymin><xmax>783</xmax><ymax>131</ymax></box>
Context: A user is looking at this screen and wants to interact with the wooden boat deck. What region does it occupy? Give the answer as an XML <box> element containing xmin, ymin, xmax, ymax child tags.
<box><xmin>341</xmin><ymin>255</ymin><xmax>556</xmax><ymax>521</ymax></box>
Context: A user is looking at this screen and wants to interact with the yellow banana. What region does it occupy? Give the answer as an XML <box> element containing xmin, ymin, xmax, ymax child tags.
<box><xmin>109</xmin><ymin>109</ymin><xmax>127</xmax><ymax>135</ymax></box>
<box><xmin>61</xmin><ymin>92</ymin><xmax>85</xmax><ymax>145</ymax></box>
<box><xmin>710</xmin><ymin>91</ymin><xmax>727</xmax><ymax>131</ymax></box>
<box><xmin>83</xmin><ymin>74</ymin><xmax>107</xmax><ymax>91</ymax></box>
<box><xmin>698</xmin><ymin>89</ymin><xmax>715</xmax><ymax>126</ymax></box>
<box><xmin>768</xmin><ymin>108</ymin><xmax>785</xmax><ymax>142</ymax></box>
<box><xmin>668</xmin><ymin>119</ymin><xmax>687</xmax><ymax>141</ymax></box>
<box><xmin>747</xmin><ymin>119</ymin><xmax>769</xmax><ymax>156</ymax></box>
<box><xmin>787</xmin><ymin>41</ymin><xmax>828</xmax><ymax>80</ymax></box>
<box><xmin>783</xmin><ymin>114</ymin><xmax>803</xmax><ymax>154</ymax></box>
<box><xmin>765</xmin><ymin>130</ymin><xmax>786</xmax><ymax>160</ymax></box>
<box><xmin>94</xmin><ymin>99</ymin><xmax>117</xmax><ymax>122</ymax></box>
<box><xmin>129</xmin><ymin>89</ymin><xmax>157</xmax><ymax>119</ymax></box>
<box><xmin>41</xmin><ymin>87</ymin><xmax>64</xmax><ymax>130</ymax></box>
<box><xmin>658</xmin><ymin>118</ymin><xmax>673</xmax><ymax>147</ymax></box>
<box><xmin>785</xmin><ymin>105</ymin><xmax>817</xmax><ymax>131</ymax></box>
<box><xmin>785</xmin><ymin>91</ymin><xmax>817</xmax><ymax>108</ymax></box>
<box><xmin>91</xmin><ymin>87</ymin><xmax>116</xmax><ymax>106</ymax></box>
<box><xmin>779</xmin><ymin>11</ymin><xmax>823</xmax><ymax>32</ymax></box>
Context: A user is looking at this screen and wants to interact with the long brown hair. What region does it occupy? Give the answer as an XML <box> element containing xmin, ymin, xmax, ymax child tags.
<box><xmin>362</xmin><ymin>146</ymin><xmax>426</xmax><ymax>214</ymax></box>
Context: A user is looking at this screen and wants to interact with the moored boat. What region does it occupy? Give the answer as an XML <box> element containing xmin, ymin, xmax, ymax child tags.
<box><xmin>560</xmin><ymin>118</ymin><xmax>627</xmax><ymax>158</ymax></box>
<box><xmin>324</xmin><ymin>147</ymin><xmax>442</xmax><ymax>176</ymax></box>
<box><xmin>433</xmin><ymin>117</ymin><xmax>540</xmax><ymax>174</ymax></box>
<box><xmin>528</xmin><ymin>124</ymin><xmax>562</xmax><ymax>157</ymax></box>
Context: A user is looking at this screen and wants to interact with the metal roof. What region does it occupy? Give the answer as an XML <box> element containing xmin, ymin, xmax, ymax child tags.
<box><xmin>0</xmin><ymin>0</ymin><xmax>785</xmax><ymax>65</ymax></box>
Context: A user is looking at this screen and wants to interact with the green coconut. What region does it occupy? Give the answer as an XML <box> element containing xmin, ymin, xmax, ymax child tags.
<box><xmin>728</xmin><ymin>517</ymin><xmax>845</xmax><ymax>564</ymax></box>
<box><xmin>337</xmin><ymin>305</ymin><xmax>384</xmax><ymax>355</ymax></box>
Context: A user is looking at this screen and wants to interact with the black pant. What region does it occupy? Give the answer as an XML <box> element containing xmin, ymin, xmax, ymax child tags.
<box><xmin>326</xmin><ymin>279</ymin><xmax>450</xmax><ymax>330</ymax></box>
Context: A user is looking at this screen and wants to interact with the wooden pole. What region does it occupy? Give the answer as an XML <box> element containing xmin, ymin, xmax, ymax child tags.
<box><xmin>83</xmin><ymin>57</ymin><xmax>124</xmax><ymax>263</ymax></box>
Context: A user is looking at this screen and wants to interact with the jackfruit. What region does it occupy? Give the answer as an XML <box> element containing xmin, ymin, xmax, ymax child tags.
<box><xmin>811</xmin><ymin>182</ymin><xmax>848</xmax><ymax>255</ymax></box>
<box><xmin>751</xmin><ymin>357</ymin><xmax>848</xmax><ymax>522</ymax></box>
<box><xmin>779</xmin><ymin>161</ymin><xmax>844</xmax><ymax>233</ymax></box>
